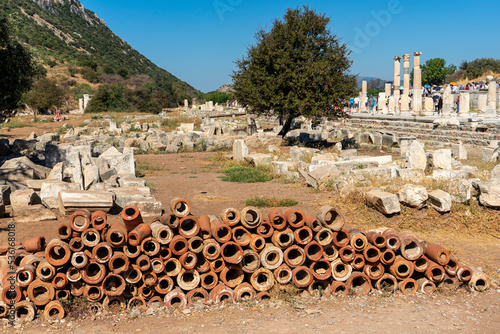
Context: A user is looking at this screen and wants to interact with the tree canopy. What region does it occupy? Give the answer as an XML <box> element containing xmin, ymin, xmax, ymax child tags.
<box><xmin>24</xmin><ymin>77</ymin><xmax>65</xmax><ymax>120</ymax></box>
<box><xmin>0</xmin><ymin>18</ymin><xmax>37</xmax><ymax>118</ymax></box>
<box><xmin>232</xmin><ymin>6</ymin><xmax>356</xmax><ymax>135</ymax></box>
<box><xmin>419</xmin><ymin>58</ymin><xmax>456</xmax><ymax>86</ymax></box>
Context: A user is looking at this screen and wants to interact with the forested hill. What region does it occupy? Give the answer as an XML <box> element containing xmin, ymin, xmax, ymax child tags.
<box><xmin>1</xmin><ymin>0</ymin><xmax>198</xmax><ymax>99</ymax></box>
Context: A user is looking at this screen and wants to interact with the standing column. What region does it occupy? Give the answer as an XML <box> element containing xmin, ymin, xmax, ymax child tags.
<box><xmin>458</xmin><ymin>91</ymin><xmax>470</xmax><ymax>117</ymax></box>
<box><xmin>384</xmin><ymin>83</ymin><xmax>392</xmax><ymax>115</ymax></box>
<box><xmin>393</xmin><ymin>56</ymin><xmax>402</xmax><ymax>111</ymax></box>
<box><xmin>487</xmin><ymin>75</ymin><xmax>497</xmax><ymax>114</ymax></box>
<box><xmin>442</xmin><ymin>86</ymin><xmax>452</xmax><ymax>117</ymax></box>
<box><xmin>401</xmin><ymin>54</ymin><xmax>411</xmax><ymax>115</ymax></box>
<box><xmin>360</xmin><ymin>80</ymin><xmax>368</xmax><ymax>113</ymax></box>
<box><xmin>413</xmin><ymin>52</ymin><xmax>423</xmax><ymax>115</ymax></box>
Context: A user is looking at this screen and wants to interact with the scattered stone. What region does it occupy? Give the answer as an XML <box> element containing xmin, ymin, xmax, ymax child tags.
<box><xmin>472</xmin><ymin>181</ymin><xmax>500</xmax><ymax>208</ymax></box>
<box><xmin>232</xmin><ymin>139</ymin><xmax>249</xmax><ymax>161</ymax></box>
<box><xmin>365</xmin><ymin>189</ymin><xmax>401</xmax><ymax>215</ymax></box>
<box><xmin>449</xmin><ymin>179</ymin><xmax>472</xmax><ymax>203</ymax></box>
<box><xmin>428</xmin><ymin>190</ymin><xmax>452</xmax><ymax>213</ymax></box>
<box><xmin>397</xmin><ymin>184</ymin><xmax>428</xmax><ymax>208</ymax></box>
<box><xmin>13</xmin><ymin>204</ymin><xmax>57</xmax><ymax>223</ymax></box>
<box><xmin>10</xmin><ymin>189</ymin><xmax>41</xmax><ymax>211</ymax></box>
<box><xmin>58</xmin><ymin>190</ymin><xmax>114</xmax><ymax>215</ymax></box>
<box><xmin>244</xmin><ymin>153</ymin><xmax>272</xmax><ymax>166</ymax></box>
<box><xmin>405</xmin><ymin>140</ymin><xmax>426</xmax><ymax>170</ymax></box>
<box><xmin>432</xmin><ymin>149</ymin><xmax>452</xmax><ymax>170</ymax></box>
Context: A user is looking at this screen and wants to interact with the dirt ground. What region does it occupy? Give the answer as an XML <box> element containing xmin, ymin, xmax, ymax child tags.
<box><xmin>1</xmin><ymin>120</ymin><xmax>500</xmax><ymax>333</ymax></box>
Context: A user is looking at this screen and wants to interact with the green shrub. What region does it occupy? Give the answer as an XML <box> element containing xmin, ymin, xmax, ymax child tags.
<box><xmin>245</xmin><ymin>197</ymin><xmax>298</xmax><ymax>207</ymax></box>
<box><xmin>221</xmin><ymin>165</ymin><xmax>273</xmax><ymax>183</ymax></box>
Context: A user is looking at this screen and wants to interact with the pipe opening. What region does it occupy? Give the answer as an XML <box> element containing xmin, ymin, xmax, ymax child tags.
<box><xmin>180</xmin><ymin>219</ymin><xmax>197</xmax><ymax>234</ymax></box>
<box><xmin>125</xmin><ymin>207</ymin><xmax>137</xmax><ymax>216</ymax></box>
<box><xmin>203</xmin><ymin>275</ymin><xmax>214</xmax><ymax>285</ymax></box>
<box><xmin>403</xmin><ymin>241</ymin><xmax>420</xmax><ymax>257</ymax></box>
<box><xmin>73</xmin><ymin>216</ymin><xmax>87</xmax><ymax>228</ymax></box>
<box><xmin>174</xmin><ymin>241</ymin><xmax>187</xmax><ymax>253</ymax></box>
<box><xmin>170</xmin><ymin>297</ymin><xmax>182</xmax><ymax>307</ymax></box>
<box><xmin>415</xmin><ymin>258</ymin><xmax>427</xmax><ymax>270</ymax></box>
<box><xmin>190</xmin><ymin>239</ymin><xmax>203</xmax><ymax>250</ymax></box>
<box><xmin>397</xmin><ymin>264</ymin><xmax>410</xmax><ymax>276</ymax></box>
<box><xmin>87</xmin><ymin>263</ymin><xmax>102</xmax><ymax>279</ymax></box>
<box><xmin>334</xmin><ymin>263</ymin><xmax>346</xmax><ymax>275</ymax></box>
<box><xmin>245</xmin><ymin>211</ymin><xmax>258</xmax><ymax>223</ymax></box>
<box><xmin>112</xmin><ymin>258</ymin><xmax>125</xmax><ymax>269</ymax></box>
<box><xmin>266</xmin><ymin>251</ymin><xmax>279</xmax><ymax>265</ymax></box>
<box><xmin>375</xmin><ymin>236</ymin><xmax>385</xmax><ymax>246</ymax></box>
<box><xmin>33</xmin><ymin>286</ymin><xmax>49</xmax><ymax>301</ymax></box>
<box><xmin>287</xmin><ymin>249</ymin><xmax>303</xmax><ymax>265</ymax></box>
<box><xmin>256</xmin><ymin>273</ymin><xmax>268</xmax><ymax>284</ymax></box>
<box><xmin>174</xmin><ymin>202</ymin><xmax>188</xmax><ymax>215</ymax></box>
<box><xmin>49</xmin><ymin>246</ymin><xmax>67</xmax><ymax>261</ymax></box>
<box><xmin>335</xmin><ymin>231</ymin><xmax>349</xmax><ymax>244</ymax></box>
<box><xmin>295</xmin><ymin>270</ymin><xmax>310</xmax><ymax>285</ymax></box>
<box><xmin>379</xmin><ymin>278</ymin><xmax>395</xmax><ymax>292</ymax></box>
<box><xmin>109</xmin><ymin>232</ymin><xmax>124</xmax><ymax>244</ymax></box>
<box><xmin>279</xmin><ymin>234</ymin><xmax>291</xmax><ymax>244</ymax></box>
<box><xmin>95</xmin><ymin>247</ymin><xmax>109</xmax><ymax>259</ymax></box>
<box><xmin>240</xmin><ymin>291</ymin><xmax>252</xmax><ymax>300</ymax></box>
<box><xmin>431</xmin><ymin>267</ymin><xmax>443</xmax><ymax>279</ymax></box>
<box><xmin>16</xmin><ymin>306</ymin><xmax>30</xmax><ymax>320</ymax></box>
<box><xmin>351</xmin><ymin>276</ymin><xmax>368</xmax><ymax>293</ymax></box>
<box><xmin>217</xmin><ymin>228</ymin><xmax>230</xmax><ymax>240</ymax></box>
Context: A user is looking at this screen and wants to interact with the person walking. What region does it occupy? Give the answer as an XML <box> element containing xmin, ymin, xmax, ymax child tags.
<box><xmin>368</xmin><ymin>96</ymin><xmax>375</xmax><ymax>114</ymax></box>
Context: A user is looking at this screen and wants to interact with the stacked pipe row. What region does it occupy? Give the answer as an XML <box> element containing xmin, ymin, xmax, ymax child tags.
<box><xmin>0</xmin><ymin>199</ymin><xmax>492</xmax><ymax>323</ymax></box>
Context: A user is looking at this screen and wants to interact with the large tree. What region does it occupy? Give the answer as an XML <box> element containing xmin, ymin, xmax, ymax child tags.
<box><xmin>232</xmin><ymin>6</ymin><xmax>356</xmax><ymax>136</ymax></box>
<box><xmin>420</xmin><ymin>58</ymin><xmax>456</xmax><ymax>86</ymax></box>
<box><xmin>25</xmin><ymin>78</ymin><xmax>65</xmax><ymax>121</ymax></box>
<box><xmin>0</xmin><ymin>18</ymin><xmax>37</xmax><ymax>119</ymax></box>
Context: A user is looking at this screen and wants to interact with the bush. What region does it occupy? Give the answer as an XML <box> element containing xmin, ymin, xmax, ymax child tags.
<box><xmin>73</xmin><ymin>83</ymin><xmax>94</xmax><ymax>100</ymax></box>
<box><xmin>245</xmin><ymin>197</ymin><xmax>298</xmax><ymax>207</ymax></box>
<box><xmin>221</xmin><ymin>165</ymin><xmax>273</xmax><ymax>183</ymax></box>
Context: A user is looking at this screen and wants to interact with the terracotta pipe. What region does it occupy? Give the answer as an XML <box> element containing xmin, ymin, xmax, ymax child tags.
<box><xmin>92</xmin><ymin>242</ymin><xmax>113</xmax><ymax>264</ymax></box>
<box><xmin>221</xmin><ymin>208</ymin><xmax>240</xmax><ymax>226</ymax></box>
<box><xmin>399</xmin><ymin>278</ymin><xmax>418</xmax><ymax>295</ymax></box>
<box><xmin>457</xmin><ymin>265</ymin><xmax>472</xmax><ymax>282</ymax></box>
<box><xmin>304</xmin><ymin>241</ymin><xmax>323</xmax><ymax>262</ymax></box>
<box><xmin>268</xmin><ymin>208</ymin><xmax>286</xmax><ymax>230</ymax></box>
<box><xmin>14</xmin><ymin>301</ymin><xmax>36</xmax><ymax>323</ymax></box>
<box><xmin>220</xmin><ymin>241</ymin><xmax>244</xmax><ymax>264</ymax></box>
<box><xmin>102</xmin><ymin>273</ymin><xmax>126</xmax><ymax>296</ymax></box>
<box><xmin>45</xmin><ymin>238</ymin><xmax>71</xmax><ymax>267</ymax></box>
<box><xmin>291</xmin><ymin>266</ymin><xmax>313</xmax><ymax>288</ymax></box>
<box><xmin>106</xmin><ymin>223</ymin><xmax>128</xmax><ymax>248</ymax></box>
<box><xmin>305</xmin><ymin>215</ymin><xmax>322</xmax><ymax>233</ymax></box>
<box><xmin>84</xmin><ymin>284</ymin><xmax>104</xmax><ymax>302</ymax></box>
<box><xmin>138</xmin><ymin>284</ymin><xmax>155</xmax><ymax>300</ymax></box>
<box><xmin>310</xmin><ymin>259</ymin><xmax>332</xmax><ymax>280</ymax></box>
<box><xmin>35</xmin><ymin>259</ymin><xmax>55</xmax><ymax>282</ymax></box>
<box><xmin>256</xmin><ymin>219</ymin><xmax>274</xmax><ymax>238</ymax></box>
<box><xmin>171</xmin><ymin>198</ymin><xmax>191</xmax><ymax>218</ymax></box>
<box><xmin>179</xmin><ymin>251</ymin><xmax>198</xmax><ymax>270</ymax></box>
<box><xmin>413</xmin><ymin>255</ymin><xmax>429</xmax><ymax>273</ymax></box>
<box><xmin>202</xmin><ymin>239</ymin><xmax>221</xmax><ymax>261</ymax></box>
<box><xmin>164</xmin><ymin>258</ymin><xmax>182</xmax><ymax>277</ymax></box>
<box><xmin>259</xmin><ymin>244</ymin><xmax>283</xmax><ymax>270</ymax></box>
<box><xmin>159</xmin><ymin>246</ymin><xmax>172</xmax><ymax>261</ymax></box>
<box><xmin>332</xmin><ymin>229</ymin><xmax>350</xmax><ymax>248</ymax></box>
<box><xmin>121</xmin><ymin>206</ymin><xmax>143</xmax><ymax>231</ymax></box>
<box><xmin>322</xmin><ymin>245</ymin><xmax>338</xmax><ymax>262</ymax></box>
<box><xmin>274</xmin><ymin>263</ymin><xmax>293</xmax><ymax>284</ymax></box>
<box><xmin>384</xmin><ymin>234</ymin><xmax>401</xmax><ymax>252</ymax></box>
<box><xmin>178</xmin><ymin>216</ymin><xmax>200</xmax><ymax>239</ymax></box>
<box><xmin>13</xmin><ymin>250</ymin><xmax>28</xmax><ymax>267</ymax></box>
<box><xmin>70</xmin><ymin>209</ymin><xmax>91</xmax><ymax>232</ymax></box>
<box><xmin>210</xmin><ymin>283</ymin><xmax>235</xmax><ymax>304</ymax></box>
<box><xmin>136</xmin><ymin>254</ymin><xmax>151</xmax><ymax>272</ymax></box>
<box><xmin>160</xmin><ymin>212</ymin><xmax>180</xmax><ymax>229</ymax></box>
<box><xmin>256</xmin><ymin>291</ymin><xmax>271</xmax><ymax>301</ymax></box>
<box><xmin>186</xmin><ymin>287</ymin><xmax>210</xmax><ymax>305</ymax></box>
<box><xmin>425</xmin><ymin>260</ymin><xmax>445</xmax><ymax>282</ymax></box>
<box><xmin>81</xmin><ymin>261</ymin><xmax>106</xmax><ymax>285</ymax></box>
<box><xmin>200</xmin><ymin>272</ymin><xmax>218</xmax><ymax>290</ymax></box>
<box><xmin>125</xmin><ymin>264</ymin><xmax>143</xmax><ymax>284</ymax></box>
<box><xmin>346</xmin><ymin>272</ymin><xmax>371</xmax><ymax>296</ymax></box>
<box><xmin>284</xmin><ymin>245</ymin><xmax>306</xmax><ymax>268</ymax></box>
<box><xmin>55</xmin><ymin>289</ymin><xmax>70</xmax><ymax>300</ymax></box>
<box><xmin>108</xmin><ymin>252</ymin><xmax>130</xmax><ymax>274</ymax></box>
<box><xmin>330</xmin><ymin>281</ymin><xmax>349</xmax><ymax>297</ymax></box>
<box><xmin>220</xmin><ymin>265</ymin><xmax>245</xmax><ymax>288</ymax></box>
<box><xmin>250</xmin><ymin>268</ymin><xmax>275</xmax><ymax>291</ymax></box>
<box><xmin>69</xmin><ymin>237</ymin><xmax>84</xmax><ymax>252</ymax></box>
<box><xmin>469</xmin><ymin>271</ymin><xmax>491</xmax><ymax>292</ymax></box>
<box><xmin>70</xmin><ymin>281</ymin><xmax>84</xmax><ymax>297</ymax></box>
<box><xmin>425</xmin><ymin>244</ymin><xmax>450</xmax><ymax>266</ymax></box>
<box><xmin>389</xmin><ymin>256</ymin><xmax>414</xmax><ymax>280</ymax></box>
<box><xmin>317</xmin><ymin>206</ymin><xmax>345</xmax><ymax>231</ymax></box>
<box><xmin>27</xmin><ymin>278</ymin><xmax>55</xmax><ymax>306</ymax></box>
<box><xmin>177</xmin><ymin>269</ymin><xmax>201</xmax><ymax>291</ymax></box>
<box><xmin>438</xmin><ymin>274</ymin><xmax>459</xmax><ymax>291</ymax></box>
<box><xmin>1</xmin><ymin>281</ymin><xmax>21</xmax><ymax>305</ymax></box>
<box><xmin>417</xmin><ymin>278</ymin><xmax>436</xmax><ymax>294</ymax></box>
<box><xmin>198</xmin><ymin>215</ymin><xmax>212</xmax><ymax>239</ymax></box>
<box><xmin>283</xmin><ymin>209</ymin><xmax>305</xmax><ymax>228</ymax></box>
<box><xmin>349</xmin><ymin>228</ymin><xmax>368</xmax><ymax>251</ymax></box>
<box><xmin>232</xmin><ymin>226</ymin><xmax>252</xmax><ymax>247</ymax></box>
<box><xmin>142</xmin><ymin>271</ymin><xmax>158</xmax><ymax>286</ymax></box>
<box><xmin>445</xmin><ymin>258</ymin><xmax>459</xmax><ymax>276</ymax></box>
<box><xmin>240</xmin><ymin>206</ymin><xmax>262</xmax><ymax>229</ymax></box>
<box><xmin>19</xmin><ymin>254</ymin><xmax>43</xmax><ymax>267</ymax></box>
<box><xmin>66</xmin><ymin>266</ymin><xmax>82</xmax><ymax>283</ymax></box>
<box><xmin>380</xmin><ymin>249</ymin><xmax>396</xmax><ymax>266</ymax></box>
<box><xmin>169</xmin><ymin>235</ymin><xmax>189</xmax><ymax>256</ymax></box>
<box><xmin>234</xmin><ymin>283</ymin><xmax>257</xmax><ymax>301</ymax></box>
<box><xmin>375</xmin><ymin>273</ymin><xmax>398</xmax><ymax>293</ymax></box>
<box><xmin>210</xmin><ymin>258</ymin><xmax>225</xmax><ymax>273</ymax></box>
<box><xmin>315</xmin><ymin>228</ymin><xmax>333</xmax><ymax>247</ymax></box>
<box><xmin>15</xmin><ymin>264</ymin><xmax>36</xmax><ymax>288</ymax></box>
<box><xmin>127</xmin><ymin>296</ymin><xmax>146</xmax><ymax>310</ymax></box>
<box><xmin>82</xmin><ymin>228</ymin><xmax>101</xmax><ymax>248</ymax></box>
<box><xmin>141</xmin><ymin>237</ymin><xmax>160</xmax><ymax>257</ymax></box>
<box><xmin>24</xmin><ymin>236</ymin><xmax>45</xmax><ymax>253</ymax></box>
<box><xmin>196</xmin><ymin>257</ymin><xmax>210</xmax><ymax>275</ymax></box>
<box><xmin>338</xmin><ymin>245</ymin><xmax>355</xmax><ymax>263</ymax></box>
<box><xmin>164</xmin><ymin>288</ymin><xmax>188</xmax><ymax>308</ymax></box>
<box><xmin>123</xmin><ymin>244</ymin><xmax>140</xmax><ymax>259</ymax></box>
<box><xmin>380</xmin><ymin>227</ymin><xmax>399</xmax><ymax>236</ymax></box>
<box><xmin>294</xmin><ymin>226</ymin><xmax>313</xmax><ymax>245</ymax></box>
<box><xmin>272</xmin><ymin>228</ymin><xmax>294</xmax><ymax>249</ymax></box>
<box><xmin>155</xmin><ymin>275</ymin><xmax>174</xmax><ymax>295</ymax></box>
<box><xmin>366</xmin><ymin>231</ymin><xmax>386</xmax><ymax>249</ymax></box>
<box><xmin>210</xmin><ymin>219</ymin><xmax>232</xmax><ymax>244</ymax></box>
<box><xmin>363</xmin><ymin>245</ymin><xmax>381</xmax><ymax>263</ymax></box>
<box><xmin>242</xmin><ymin>249</ymin><xmax>261</xmax><ymax>273</ymax></box>
<box><xmin>249</xmin><ymin>234</ymin><xmax>266</xmax><ymax>252</ymax></box>
<box><xmin>308</xmin><ymin>280</ymin><xmax>330</xmax><ymax>297</ymax></box>
<box><xmin>151</xmin><ymin>222</ymin><xmax>173</xmax><ymax>245</ymax></box>
<box><xmin>363</xmin><ymin>262</ymin><xmax>385</xmax><ymax>280</ymax></box>
<box><xmin>151</xmin><ymin>257</ymin><xmax>165</xmax><ymax>274</ymax></box>
<box><xmin>128</xmin><ymin>223</ymin><xmax>151</xmax><ymax>247</ymax></box>
<box><xmin>351</xmin><ymin>253</ymin><xmax>365</xmax><ymax>271</ymax></box>
<box><xmin>91</xmin><ymin>211</ymin><xmax>108</xmax><ymax>231</ymax></box>
<box><xmin>331</xmin><ymin>258</ymin><xmax>353</xmax><ymax>282</ymax></box>
<box><xmin>399</xmin><ymin>231</ymin><xmax>423</xmax><ymax>261</ymax></box>
<box><xmin>51</xmin><ymin>272</ymin><xmax>68</xmax><ymax>289</ymax></box>
<box><xmin>103</xmin><ymin>295</ymin><xmax>126</xmax><ymax>310</ymax></box>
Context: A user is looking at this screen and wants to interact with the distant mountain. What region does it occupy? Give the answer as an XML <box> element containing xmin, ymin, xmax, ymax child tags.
<box><xmin>357</xmin><ymin>76</ymin><xmax>392</xmax><ymax>89</ymax></box>
<box><xmin>1</xmin><ymin>0</ymin><xmax>199</xmax><ymax>98</ymax></box>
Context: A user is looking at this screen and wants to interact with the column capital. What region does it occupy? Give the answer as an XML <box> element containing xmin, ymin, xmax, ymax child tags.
<box><xmin>413</xmin><ymin>52</ymin><xmax>422</xmax><ymax>57</ymax></box>
<box><xmin>403</xmin><ymin>54</ymin><xmax>411</xmax><ymax>62</ymax></box>
<box><xmin>394</xmin><ymin>56</ymin><xmax>402</xmax><ymax>61</ymax></box>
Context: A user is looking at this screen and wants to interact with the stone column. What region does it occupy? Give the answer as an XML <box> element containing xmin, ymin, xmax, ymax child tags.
<box><xmin>78</xmin><ymin>98</ymin><xmax>84</xmax><ymax>110</ymax></box>
<box><xmin>385</xmin><ymin>83</ymin><xmax>391</xmax><ymax>99</ymax></box>
<box><xmin>388</xmin><ymin>96</ymin><xmax>396</xmax><ymax>114</ymax></box>
<box><xmin>378</xmin><ymin>93</ymin><xmax>387</xmax><ymax>114</ymax></box>
<box><xmin>184</xmin><ymin>99</ymin><xmax>189</xmax><ymax>109</ymax></box>
<box><xmin>83</xmin><ymin>94</ymin><xmax>91</xmax><ymax>110</ymax></box>
<box><xmin>442</xmin><ymin>86</ymin><xmax>452</xmax><ymax>117</ymax></box>
<box><xmin>401</xmin><ymin>54</ymin><xmax>411</xmax><ymax>114</ymax></box>
<box><xmin>413</xmin><ymin>52</ymin><xmax>424</xmax><ymax>115</ymax></box>
<box><xmin>487</xmin><ymin>75</ymin><xmax>497</xmax><ymax>112</ymax></box>
<box><xmin>360</xmin><ymin>80</ymin><xmax>368</xmax><ymax>113</ymax></box>
<box><xmin>393</xmin><ymin>56</ymin><xmax>401</xmax><ymax>101</ymax></box>
<box><xmin>458</xmin><ymin>92</ymin><xmax>470</xmax><ymax>117</ymax></box>
<box><xmin>477</xmin><ymin>94</ymin><xmax>488</xmax><ymax>114</ymax></box>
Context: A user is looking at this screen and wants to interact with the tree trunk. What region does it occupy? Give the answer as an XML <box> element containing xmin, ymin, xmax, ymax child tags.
<box><xmin>33</xmin><ymin>108</ymin><xmax>37</xmax><ymax>123</ymax></box>
<box><xmin>278</xmin><ymin>115</ymin><xmax>294</xmax><ymax>137</ymax></box>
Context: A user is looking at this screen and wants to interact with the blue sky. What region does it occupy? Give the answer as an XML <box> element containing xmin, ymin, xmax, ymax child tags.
<box><xmin>79</xmin><ymin>0</ymin><xmax>500</xmax><ymax>92</ymax></box>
